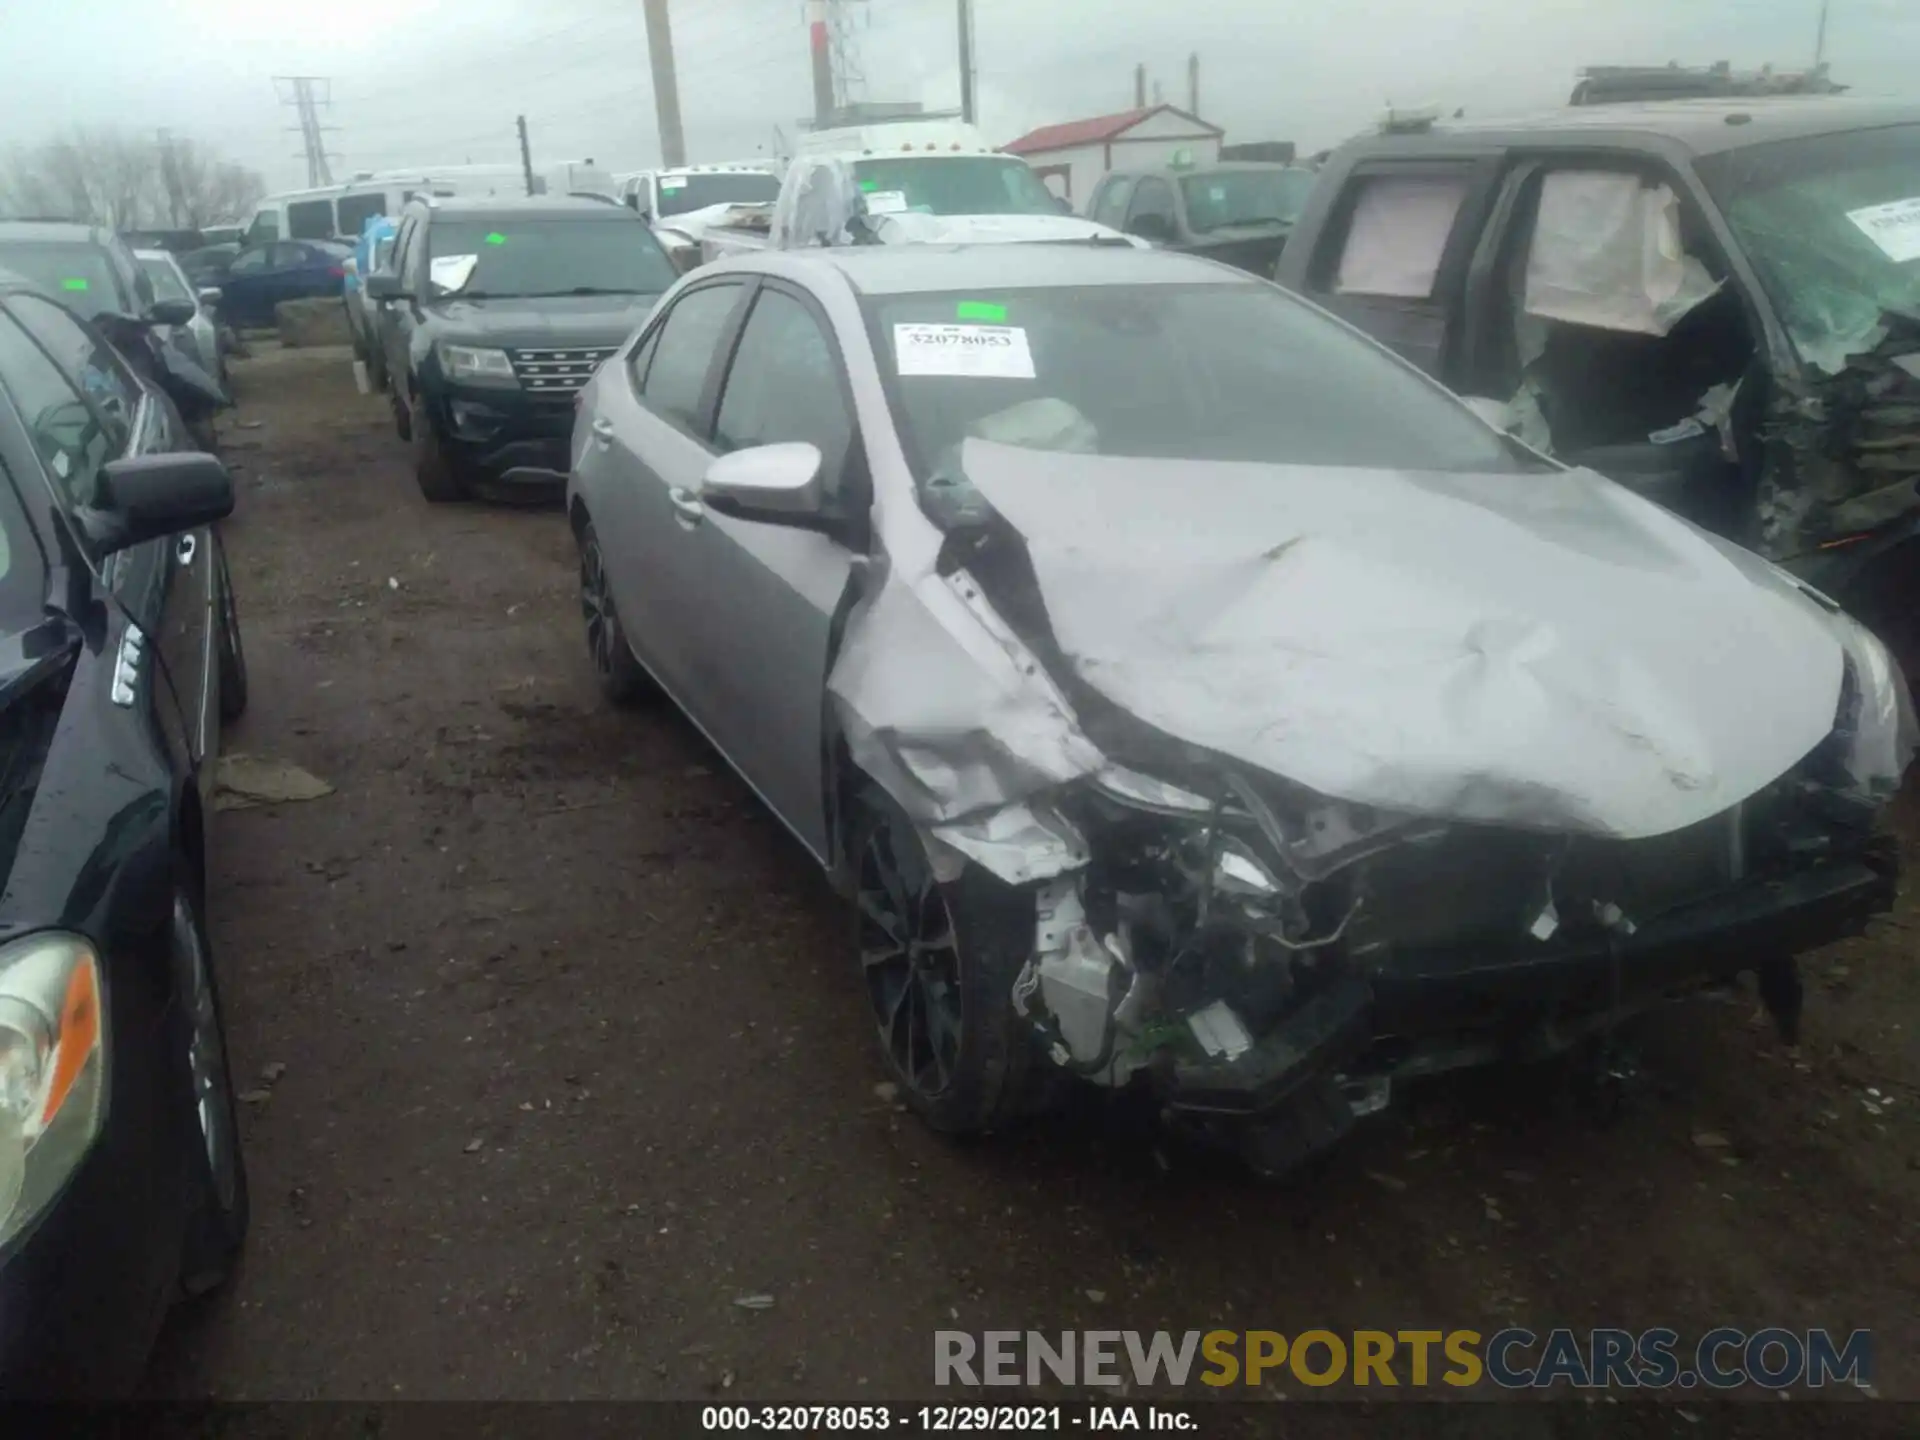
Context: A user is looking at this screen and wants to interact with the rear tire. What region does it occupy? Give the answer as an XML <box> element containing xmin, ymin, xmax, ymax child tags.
<box><xmin>411</xmin><ymin>393</ymin><xmax>466</xmax><ymax>503</ymax></box>
<box><xmin>577</xmin><ymin>518</ymin><xmax>652</xmax><ymax>704</ymax></box>
<box><xmin>171</xmin><ymin>877</ymin><xmax>249</xmax><ymax>1297</ymax></box>
<box><xmin>851</xmin><ymin>790</ymin><xmax>1045</xmax><ymax>1135</ymax></box>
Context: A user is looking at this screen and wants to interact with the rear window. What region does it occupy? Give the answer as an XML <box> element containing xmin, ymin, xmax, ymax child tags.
<box><xmin>656</xmin><ymin>172</ymin><xmax>780</xmax><ymax>217</ymax></box>
<box><xmin>849</xmin><ymin>157</ymin><xmax>1057</xmax><ymax>217</ymax></box>
<box><xmin>1180</xmin><ymin>169</ymin><xmax>1316</xmax><ymax>234</ymax></box>
<box><xmin>866</xmin><ymin>282</ymin><xmax>1538</xmax><ymax>475</ymax></box>
<box><xmin>336</xmin><ymin>192</ymin><xmax>389</xmax><ymax>237</ymax></box>
<box><xmin>286</xmin><ymin>198</ymin><xmax>336</xmax><ymax>240</ymax></box>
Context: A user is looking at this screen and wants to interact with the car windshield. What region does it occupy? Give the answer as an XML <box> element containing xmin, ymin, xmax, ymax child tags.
<box><xmin>0</xmin><ymin>241</ymin><xmax>122</xmax><ymax>319</ymax></box>
<box><xmin>137</xmin><ymin>256</ymin><xmax>193</xmax><ymax>305</ymax></box>
<box><xmin>850</xmin><ymin>157</ymin><xmax>1058</xmax><ymax>217</ymax></box>
<box><xmin>426</xmin><ymin>218</ymin><xmax>675</xmax><ymax>297</ymax></box>
<box><xmin>1698</xmin><ymin>123</ymin><xmax>1920</xmax><ymax>373</ymax></box>
<box><xmin>1180</xmin><ymin>168</ymin><xmax>1315</xmax><ymax>234</ymax></box>
<box><xmin>656</xmin><ymin>172</ymin><xmax>779</xmax><ymax>217</ymax></box>
<box><xmin>868</xmin><ymin>283</ymin><xmax>1539</xmax><ymax>475</ymax></box>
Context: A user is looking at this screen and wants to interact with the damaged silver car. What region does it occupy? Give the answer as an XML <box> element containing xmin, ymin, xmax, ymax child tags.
<box><xmin>567</xmin><ymin>243</ymin><xmax>1913</xmax><ymax>1173</ymax></box>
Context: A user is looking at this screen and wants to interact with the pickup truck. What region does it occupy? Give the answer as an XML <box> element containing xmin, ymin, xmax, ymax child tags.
<box><xmin>1273</xmin><ymin>97</ymin><xmax>1920</xmax><ymax>653</ymax></box>
<box><xmin>619</xmin><ymin>162</ymin><xmax>781</xmax><ymax>269</ymax></box>
<box><xmin>699</xmin><ymin>120</ymin><xmax>1128</xmax><ymax>262</ymax></box>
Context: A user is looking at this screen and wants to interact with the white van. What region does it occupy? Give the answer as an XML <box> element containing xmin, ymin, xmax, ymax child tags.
<box><xmin>242</xmin><ymin>166</ymin><xmax>535</xmax><ymax>248</ymax></box>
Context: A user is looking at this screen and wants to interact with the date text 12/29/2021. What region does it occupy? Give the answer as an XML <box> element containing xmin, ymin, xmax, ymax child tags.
<box><xmin>701</xmin><ymin>1405</ymin><xmax>1197</xmax><ymax>1433</ymax></box>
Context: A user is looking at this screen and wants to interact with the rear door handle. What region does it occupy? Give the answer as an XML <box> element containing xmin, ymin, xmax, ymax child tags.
<box><xmin>668</xmin><ymin>487</ymin><xmax>705</xmax><ymax>527</ymax></box>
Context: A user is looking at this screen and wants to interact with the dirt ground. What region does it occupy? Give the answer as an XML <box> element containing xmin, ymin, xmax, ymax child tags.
<box><xmin>145</xmin><ymin>345</ymin><xmax>1919</xmax><ymax>1418</ymax></box>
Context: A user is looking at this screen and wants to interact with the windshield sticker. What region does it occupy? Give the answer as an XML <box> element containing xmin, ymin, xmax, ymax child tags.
<box><xmin>894</xmin><ymin>323</ymin><xmax>1035</xmax><ymax>379</ymax></box>
<box><xmin>484</xmin><ymin>232</ymin><xmax>506</xmax><ymax>246</ymax></box>
<box><xmin>859</xmin><ymin>180</ymin><xmax>879</xmax><ymax>192</ymax></box>
<box><xmin>60</xmin><ymin>278</ymin><xmax>88</xmax><ymax>292</ymax></box>
<box><xmin>863</xmin><ymin>190</ymin><xmax>909</xmax><ymax>215</ymax></box>
<box><xmin>956</xmin><ymin>301</ymin><xmax>1007</xmax><ymax>323</ymax></box>
<box><xmin>660</xmin><ymin>177</ymin><xmax>688</xmax><ymax>192</ymax></box>
<box><xmin>1208</xmin><ymin>185</ymin><xmax>1226</xmax><ymax>201</ymax></box>
<box><xmin>429</xmin><ymin>254</ymin><xmax>479</xmax><ymax>291</ymax></box>
<box><xmin>1846</xmin><ymin>196</ymin><xmax>1920</xmax><ymax>264</ymax></box>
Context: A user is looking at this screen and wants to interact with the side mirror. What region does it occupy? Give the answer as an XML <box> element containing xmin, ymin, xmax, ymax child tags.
<box><xmin>148</xmin><ymin>299</ymin><xmax>195</xmax><ymax>327</ymax></box>
<box><xmin>699</xmin><ymin>442</ymin><xmax>824</xmax><ymax>525</ymax></box>
<box><xmin>364</xmin><ymin>272</ymin><xmax>407</xmax><ymax>301</ymax></box>
<box><xmin>197</xmin><ymin>287</ymin><xmax>223</xmax><ymax>308</ymax></box>
<box><xmin>77</xmin><ymin>451</ymin><xmax>234</xmax><ymax>556</ymax></box>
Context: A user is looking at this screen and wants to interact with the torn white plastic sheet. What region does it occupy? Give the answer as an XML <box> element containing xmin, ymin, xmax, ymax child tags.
<box><xmin>1524</xmin><ymin>172</ymin><xmax>1719</xmax><ymax>336</ymax></box>
<box><xmin>1334</xmin><ymin>175</ymin><xmax>1468</xmax><ymax>298</ymax></box>
<box><xmin>953</xmin><ymin>439</ymin><xmax>1857</xmax><ymax>840</ymax></box>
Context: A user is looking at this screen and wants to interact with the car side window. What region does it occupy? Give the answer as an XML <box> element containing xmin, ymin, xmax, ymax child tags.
<box><xmin>9</xmin><ymin>295</ymin><xmax>138</xmax><ymax>455</ymax></box>
<box><xmin>228</xmin><ymin>248</ymin><xmax>269</xmax><ymax>275</ymax></box>
<box><xmin>1330</xmin><ymin>173</ymin><xmax>1472</xmax><ymax>299</ymax></box>
<box><xmin>1091</xmin><ymin>176</ymin><xmax>1135</xmax><ymax>228</ymax></box>
<box><xmin>401</xmin><ymin>219</ymin><xmax>428</xmax><ymax>291</ymax></box>
<box><xmin>269</xmin><ymin>242</ymin><xmax>308</xmax><ymax>269</ymax></box>
<box><xmin>713</xmin><ymin>288</ymin><xmax>853</xmax><ymax>496</ymax></box>
<box><xmin>639</xmin><ymin>284</ymin><xmax>742</xmax><ymax>435</ymax></box>
<box><xmin>0</xmin><ymin>311</ymin><xmax>119</xmax><ymax>510</ymax></box>
<box><xmin>1125</xmin><ymin>178</ymin><xmax>1178</xmax><ymax>236</ymax></box>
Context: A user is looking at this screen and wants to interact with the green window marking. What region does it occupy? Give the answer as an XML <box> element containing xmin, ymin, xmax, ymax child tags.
<box><xmin>60</xmin><ymin>278</ymin><xmax>89</xmax><ymax>292</ymax></box>
<box><xmin>955</xmin><ymin>301</ymin><xmax>1006</xmax><ymax>323</ymax></box>
<box><xmin>484</xmin><ymin>232</ymin><xmax>507</xmax><ymax>245</ymax></box>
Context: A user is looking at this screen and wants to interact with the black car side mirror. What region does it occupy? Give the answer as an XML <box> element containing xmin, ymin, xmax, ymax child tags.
<box><xmin>77</xmin><ymin>452</ymin><xmax>235</xmax><ymax>556</ymax></box>
<box><xmin>148</xmin><ymin>299</ymin><xmax>196</xmax><ymax>327</ymax></box>
<box><xmin>364</xmin><ymin>273</ymin><xmax>409</xmax><ymax>302</ymax></box>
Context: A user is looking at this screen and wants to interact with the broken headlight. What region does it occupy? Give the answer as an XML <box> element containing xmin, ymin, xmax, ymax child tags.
<box><xmin>1089</xmin><ymin>764</ymin><xmax>1213</xmax><ymax>816</ymax></box>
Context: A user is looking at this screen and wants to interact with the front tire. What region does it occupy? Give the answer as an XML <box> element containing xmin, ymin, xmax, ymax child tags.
<box><xmin>852</xmin><ymin>792</ymin><xmax>1044</xmax><ymax>1135</ymax></box>
<box><xmin>411</xmin><ymin>392</ymin><xmax>466</xmax><ymax>503</ymax></box>
<box><xmin>170</xmin><ymin>878</ymin><xmax>249</xmax><ymax>1297</ymax></box>
<box><xmin>577</xmin><ymin>518</ymin><xmax>652</xmax><ymax>704</ymax></box>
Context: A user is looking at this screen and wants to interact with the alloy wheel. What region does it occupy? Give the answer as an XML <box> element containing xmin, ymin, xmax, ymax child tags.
<box><xmin>174</xmin><ymin>893</ymin><xmax>239</xmax><ymax>1215</ymax></box>
<box><xmin>579</xmin><ymin>531</ymin><xmax>618</xmax><ymax>678</ymax></box>
<box><xmin>857</xmin><ymin>814</ymin><xmax>963</xmax><ymax>1098</ymax></box>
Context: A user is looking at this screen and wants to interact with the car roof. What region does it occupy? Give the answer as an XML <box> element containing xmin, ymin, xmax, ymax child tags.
<box><xmin>1112</xmin><ymin>161</ymin><xmax>1306</xmax><ymax>178</ymax></box>
<box><xmin>725</xmin><ymin>243</ymin><xmax>1257</xmax><ymax>296</ymax></box>
<box><xmin>132</xmin><ymin>248</ymin><xmax>182</xmax><ymax>262</ymax></box>
<box><xmin>0</xmin><ymin>220</ymin><xmax>113</xmax><ymax>245</ymax></box>
<box><xmin>1345</xmin><ymin>96</ymin><xmax>1920</xmax><ymax>160</ymax></box>
<box><xmin>409</xmin><ymin>196</ymin><xmax>642</xmax><ymax>222</ymax></box>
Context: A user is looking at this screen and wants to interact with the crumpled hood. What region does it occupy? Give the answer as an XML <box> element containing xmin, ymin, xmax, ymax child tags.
<box><xmin>427</xmin><ymin>293</ymin><xmax>657</xmax><ymax>349</ymax></box>
<box><xmin>872</xmin><ymin>213</ymin><xmax>1134</xmax><ymax>246</ymax></box>
<box><xmin>957</xmin><ymin>440</ymin><xmax>1854</xmax><ymax>839</ymax></box>
<box><xmin>653</xmin><ymin>202</ymin><xmax>759</xmax><ymax>244</ymax></box>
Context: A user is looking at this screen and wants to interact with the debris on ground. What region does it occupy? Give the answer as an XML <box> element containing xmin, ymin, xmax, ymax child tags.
<box><xmin>1692</xmin><ymin>1131</ymin><xmax>1732</xmax><ymax>1149</ymax></box>
<box><xmin>239</xmin><ymin>1089</ymin><xmax>272</xmax><ymax>1105</ymax></box>
<box><xmin>732</xmin><ymin>1294</ymin><xmax>775</xmax><ymax>1311</ymax></box>
<box><xmin>464</xmin><ymin>1136</ymin><xmax>485</xmax><ymax>1154</ymax></box>
<box><xmin>261</xmin><ymin>1062</ymin><xmax>288</xmax><ymax>1085</ymax></box>
<box><xmin>214</xmin><ymin>754</ymin><xmax>336</xmax><ymax>811</ymax></box>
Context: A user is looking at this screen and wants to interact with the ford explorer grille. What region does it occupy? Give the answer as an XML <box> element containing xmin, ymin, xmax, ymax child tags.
<box><xmin>510</xmin><ymin>346</ymin><xmax>617</xmax><ymax>395</ymax></box>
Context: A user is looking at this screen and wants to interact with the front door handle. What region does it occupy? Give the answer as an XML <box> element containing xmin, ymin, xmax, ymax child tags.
<box><xmin>176</xmin><ymin>533</ymin><xmax>198</xmax><ymax>566</ymax></box>
<box><xmin>668</xmin><ymin>487</ymin><xmax>705</xmax><ymax>527</ymax></box>
<box><xmin>591</xmin><ymin>417</ymin><xmax>616</xmax><ymax>446</ymax></box>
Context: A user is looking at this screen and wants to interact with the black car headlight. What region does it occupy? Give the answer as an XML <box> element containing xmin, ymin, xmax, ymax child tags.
<box><xmin>0</xmin><ymin>935</ymin><xmax>106</xmax><ymax>1250</ymax></box>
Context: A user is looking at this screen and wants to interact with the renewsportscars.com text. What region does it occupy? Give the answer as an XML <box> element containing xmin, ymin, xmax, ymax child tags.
<box><xmin>934</xmin><ymin>1327</ymin><xmax>1873</xmax><ymax>1391</ymax></box>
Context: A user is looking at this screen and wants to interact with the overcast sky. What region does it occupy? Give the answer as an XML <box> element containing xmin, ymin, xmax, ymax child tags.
<box><xmin>3</xmin><ymin>0</ymin><xmax>1916</xmax><ymax>193</ymax></box>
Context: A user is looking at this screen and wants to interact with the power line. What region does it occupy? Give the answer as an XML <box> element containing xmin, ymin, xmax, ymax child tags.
<box><xmin>274</xmin><ymin>76</ymin><xmax>339</xmax><ymax>187</ymax></box>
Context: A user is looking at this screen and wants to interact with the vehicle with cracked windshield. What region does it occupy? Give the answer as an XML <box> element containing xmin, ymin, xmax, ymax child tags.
<box><xmin>366</xmin><ymin>196</ymin><xmax>678</xmax><ymax>501</ymax></box>
<box><xmin>568</xmin><ymin>241</ymin><xmax>1914</xmax><ymax>1176</ymax></box>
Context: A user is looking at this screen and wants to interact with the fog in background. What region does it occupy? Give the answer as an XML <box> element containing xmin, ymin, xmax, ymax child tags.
<box><xmin>4</xmin><ymin>0</ymin><xmax>1915</xmax><ymax>192</ymax></box>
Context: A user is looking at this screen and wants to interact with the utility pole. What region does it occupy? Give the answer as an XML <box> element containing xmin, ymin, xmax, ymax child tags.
<box><xmin>275</xmin><ymin>76</ymin><xmax>338</xmax><ymax>188</ymax></box>
<box><xmin>1187</xmin><ymin>52</ymin><xmax>1200</xmax><ymax>117</ymax></box>
<box><xmin>1134</xmin><ymin>63</ymin><xmax>1147</xmax><ymax>108</ymax></box>
<box><xmin>808</xmin><ymin>0</ymin><xmax>834</xmax><ymax>126</ymax></box>
<box><xmin>156</xmin><ymin>128</ymin><xmax>184</xmax><ymax>227</ymax></box>
<box><xmin>1814</xmin><ymin>0</ymin><xmax>1831</xmax><ymax>67</ymax></box>
<box><xmin>643</xmin><ymin>0</ymin><xmax>687</xmax><ymax>168</ymax></box>
<box><xmin>957</xmin><ymin>0</ymin><xmax>977</xmax><ymax>125</ymax></box>
<box><xmin>517</xmin><ymin>115</ymin><xmax>535</xmax><ymax>196</ymax></box>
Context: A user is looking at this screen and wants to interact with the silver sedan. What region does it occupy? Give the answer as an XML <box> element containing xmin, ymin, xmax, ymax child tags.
<box><xmin>566</xmin><ymin>244</ymin><xmax>1910</xmax><ymax>1171</ymax></box>
<box><xmin>135</xmin><ymin>247</ymin><xmax>223</xmax><ymax>385</ymax></box>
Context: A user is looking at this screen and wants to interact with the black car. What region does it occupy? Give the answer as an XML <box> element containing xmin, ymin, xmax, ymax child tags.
<box><xmin>0</xmin><ymin>274</ymin><xmax>249</xmax><ymax>1396</ymax></box>
<box><xmin>365</xmin><ymin>196</ymin><xmax>677</xmax><ymax>502</ymax></box>
<box><xmin>1271</xmin><ymin>97</ymin><xmax>1920</xmax><ymax>649</ymax></box>
<box><xmin>1084</xmin><ymin>162</ymin><xmax>1316</xmax><ymax>275</ymax></box>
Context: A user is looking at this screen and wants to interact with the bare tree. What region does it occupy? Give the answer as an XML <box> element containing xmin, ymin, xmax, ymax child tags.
<box><xmin>0</xmin><ymin>127</ymin><xmax>265</xmax><ymax>229</ymax></box>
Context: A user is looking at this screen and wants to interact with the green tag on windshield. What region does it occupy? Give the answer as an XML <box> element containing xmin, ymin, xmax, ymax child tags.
<box><xmin>956</xmin><ymin>301</ymin><xmax>1006</xmax><ymax>323</ymax></box>
<box><xmin>859</xmin><ymin>180</ymin><xmax>878</xmax><ymax>192</ymax></box>
<box><xmin>484</xmin><ymin>232</ymin><xmax>507</xmax><ymax>245</ymax></box>
<box><xmin>61</xmin><ymin>278</ymin><xmax>89</xmax><ymax>292</ymax></box>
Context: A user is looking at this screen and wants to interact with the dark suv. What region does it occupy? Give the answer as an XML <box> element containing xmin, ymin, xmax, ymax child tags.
<box><xmin>366</xmin><ymin>197</ymin><xmax>678</xmax><ymax>501</ymax></box>
<box><xmin>1084</xmin><ymin>163</ymin><xmax>1316</xmax><ymax>275</ymax></box>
